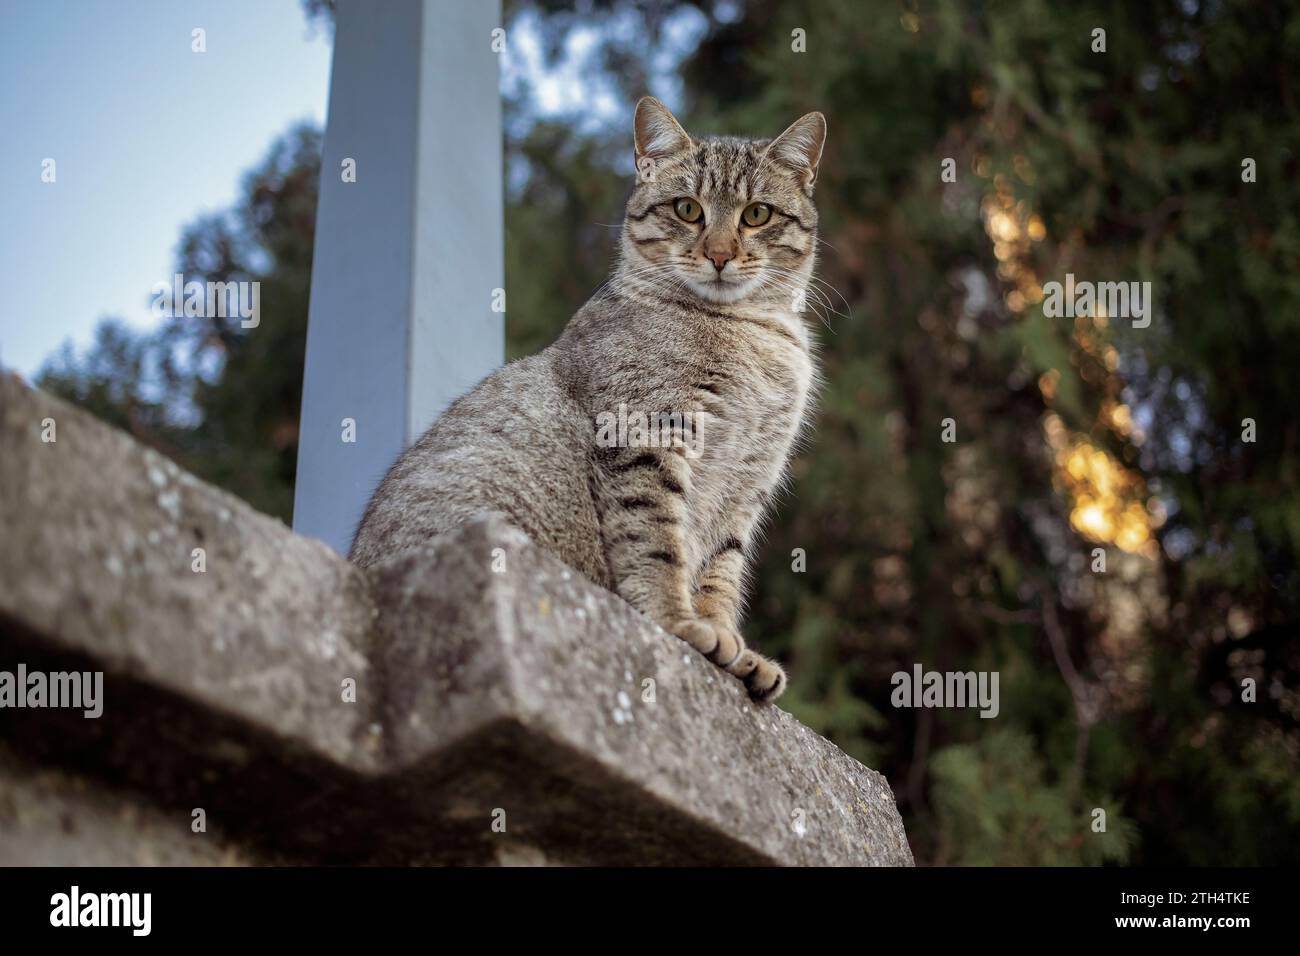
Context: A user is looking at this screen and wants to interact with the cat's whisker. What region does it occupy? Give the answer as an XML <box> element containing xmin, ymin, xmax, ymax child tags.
<box><xmin>754</xmin><ymin>274</ymin><xmax>838</xmax><ymax>334</ymax></box>
<box><xmin>593</xmin><ymin>263</ymin><xmax>683</xmax><ymax>302</ymax></box>
<box><xmin>762</xmin><ymin>266</ymin><xmax>852</xmax><ymax>321</ymax></box>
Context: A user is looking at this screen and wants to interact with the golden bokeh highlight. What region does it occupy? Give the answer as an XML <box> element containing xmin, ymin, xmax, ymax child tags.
<box><xmin>978</xmin><ymin>159</ymin><xmax>1158</xmax><ymax>558</ymax></box>
<box><xmin>1044</xmin><ymin>414</ymin><xmax>1161</xmax><ymax>558</ymax></box>
<box><xmin>978</xmin><ymin>174</ymin><xmax>1046</xmax><ymax>316</ymax></box>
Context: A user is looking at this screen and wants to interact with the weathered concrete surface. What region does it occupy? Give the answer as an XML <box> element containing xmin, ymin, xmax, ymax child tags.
<box><xmin>0</xmin><ymin>744</ymin><xmax>256</xmax><ymax>866</ymax></box>
<box><xmin>0</xmin><ymin>374</ymin><xmax>912</xmax><ymax>865</ymax></box>
<box><xmin>0</xmin><ymin>372</ymin><xmax>381</xmax><ymax>772</ymax></box>
<box><xmin>368</xmin><ymin>521</ymin><xmax>914</xmax><ymax>865</ymax></box>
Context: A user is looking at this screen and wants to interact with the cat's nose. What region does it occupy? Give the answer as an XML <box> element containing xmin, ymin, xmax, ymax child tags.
<box><xmin>706</xmin><ymin>251</ymin><xmax>734</xmax><ymax>271</ymax></box>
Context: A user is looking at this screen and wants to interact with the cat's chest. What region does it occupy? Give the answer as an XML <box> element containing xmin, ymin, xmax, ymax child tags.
<box><xmin>691</xmin><ymin>310</ymin><xmax>815</xmax><ymax>476</ymax></box>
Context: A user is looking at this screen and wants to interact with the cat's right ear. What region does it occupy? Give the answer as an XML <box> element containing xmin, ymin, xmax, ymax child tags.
<box><xmin>633</xmin><ymin>96</ymin><xmax>693</xmax><ymax>167</ymax></box>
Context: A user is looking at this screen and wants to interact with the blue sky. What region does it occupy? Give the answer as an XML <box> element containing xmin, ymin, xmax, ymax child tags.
<box><xmin>0</xmin><ymin>1</ymin><xmax>707</xmax><ymax>380</ymax></box>
<box><xmin>0</xmin><ymin>0</ymin><xmax>333</xmax><ymax>378</ymax></box>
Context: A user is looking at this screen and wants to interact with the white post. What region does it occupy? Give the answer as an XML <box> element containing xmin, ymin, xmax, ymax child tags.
<box><xmin>294</xmin><ymin>0</ymin><xmax>505</xmax><ymax>554</ymax></box>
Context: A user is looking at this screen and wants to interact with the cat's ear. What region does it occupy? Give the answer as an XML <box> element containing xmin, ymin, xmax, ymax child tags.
<box><xmin>765</xmin><ymin>112</ymin><xmax>827</xmax><ymax>191</ymax></box>
<box><xmin>633</xmin><ymin>96</ymin><xmax>693</xmax><ymax>165</ymax></box>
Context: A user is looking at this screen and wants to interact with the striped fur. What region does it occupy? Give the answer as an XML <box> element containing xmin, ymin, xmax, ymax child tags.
<box><xmin>351</xmin><ymin>98</ymin><xmax>826</xmax><ymax>703</ymax></box>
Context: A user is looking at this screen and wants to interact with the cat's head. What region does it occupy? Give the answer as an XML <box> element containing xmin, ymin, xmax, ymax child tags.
<box><xmin>621</xmin><ymin>96</ymin><xmax>825</xmax><ymax>307</ymax></box>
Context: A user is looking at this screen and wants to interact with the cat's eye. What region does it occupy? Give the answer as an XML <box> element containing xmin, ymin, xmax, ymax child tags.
<box><xmin>741</xmin><ymin>202</ymin><xmax>772</xmax><ymax>227</ymax></box>
<box><xmin>674</xmin><ymin>198</ymin><xmax>703</xmax><ymax>223</ymax></box>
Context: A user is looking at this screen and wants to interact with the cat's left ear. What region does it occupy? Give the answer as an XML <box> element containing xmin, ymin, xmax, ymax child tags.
<box><xmin>765</xmin><ymin>112</ymin><xmax>827</xmax><ymax>192</ymax></box>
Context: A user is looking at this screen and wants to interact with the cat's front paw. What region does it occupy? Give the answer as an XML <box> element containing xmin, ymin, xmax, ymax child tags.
<box><xmin>707</xmin><ymin>624</ymin><xmax>746</xmax><ymax>669</ymax></box>
<box><xmin>730</xmin><ymin>650</ymin><xmax>788</xmax><ymax>704</ymax></box>
<box><xmin>668</xmin><ymin>618</ymin><xmax>743</xmax><ymax>668</ymax></box>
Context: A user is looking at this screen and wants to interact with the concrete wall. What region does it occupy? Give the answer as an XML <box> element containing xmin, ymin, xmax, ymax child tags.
<box><xmin>0</xmin><ymin>374</ymin><xmax>912</xmax><ymax>866</ymax></box>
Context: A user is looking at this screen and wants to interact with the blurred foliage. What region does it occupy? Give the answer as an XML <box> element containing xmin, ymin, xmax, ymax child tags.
<box><xmin>38</xmin><ymin>0</ymin><xmax>1299</xmax><ymax>864</ymax></box>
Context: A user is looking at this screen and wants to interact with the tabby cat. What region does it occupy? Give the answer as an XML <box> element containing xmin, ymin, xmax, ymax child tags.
<box><xmin>351</xmin><ymin>97</ymin><xmax>826</xmax><ymax>703</ymax></box>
